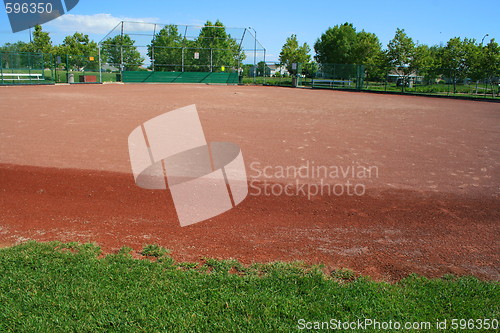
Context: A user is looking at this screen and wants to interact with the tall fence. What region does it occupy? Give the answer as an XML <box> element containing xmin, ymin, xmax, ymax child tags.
<box><xmin>101</xmin><ymin>44</ymin><xmax>244</xmax><ymax>74</ymax></box>
<box><xmin>362</xmin><ymin>65</ymin><xmax>499</xmax><ymax>98</ymax></box>
<box><xmin>0</xmin><ymin>51</ymin><xmax>102</xmax><ymax>84</ymax></box>
<box><xmin>0</xmin><ymin>50</ymin><xmax>244</xmax><ymax>85</ymax></box>
<box><xmin>0</xmin><ymin>51</ymin><xmax>53</xmax><ymax>84</ymax></box>
<box><xmin>98</xmin><ymin>21</ymin><xmax>266</xmax><ymax>83</ymax></box>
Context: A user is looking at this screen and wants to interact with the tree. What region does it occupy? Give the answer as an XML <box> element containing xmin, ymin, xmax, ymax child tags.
<box><xmin>314</xmin><ymin>23</ymin><xmax>356</xmax><ymax>64</ymax></box>
<box><xmin>417</xmin><ymin>45</ymin><xmax>444</xmax><ymax>84</ymax></box>
<box><xmin>148</xmin><ymin>25</ymin><xmax>184</xmax><ymax>71</ymax></box>
<box><xmin>387</xmin><ymin>28</ymin><xmax>417</xmax><ymax>90</ymax></box>
<box><xmin>279</xmin><ymin>34</ymin><xmax>311</xmax><ymax>74</ymax></box>
<box><xmin>57</xmin><ymin>32</ymin><xmax>99</xmax><ymax>70</ymax></box>
<box><xmin>365</xmin><ymin>50</ymin><xmax>391</xmax><ymax>81</ymax></box>
<box><xmin>101</xmin><ymin>34</ymin><xmax>143</xmax><ymax>71</ymax></box>
<box><xmin>23</xmin><ymin>25</ymin><xmax>53</xmax><ymax>54</ymax></box>
<box><xmin>2</xmin><ymin>26</ymin><xmax>52</xmax><ymax>70</ymax></box>
<box><xmin>255</xmin><ymin>61</ymin><xmax>269</xmax><ymax>76</ymax></box>
<box><xmin>194</xmin><ymin>20</ymin><xmax>245</xmax><ymax>72</ymax></box>
<box><xmin>149</xmin><ymin>21</ymin><xmax>245</xmax><ymax>72</ymax></box>
<box><xmin>0</xmin><ymin>41</ymin><xmax>28</xmax><ymax>53</ymax></box>
<box><xmin>440</xmin><ymin>37</ymin><xmax>478</xmax><ymax>92</ymax></box>
<box><xmin>0</xmin><ymin>41</ymin><xmax>29</xmax><ymax>68</ymax></box>
<box><xmin>302</xmin><ymin>62</ymin><xmax>318</xmax><ymax>78</ymax></box>
<box><xmin>352</xmin><ymin>30</ymin><xmax>382</xmax><ymax>67</ymax></box>
<box><xmin>314</xmin><ymin>23</ymin><xmax>381</xmax><ymax>66</ymax></box>
<box><xmin>478</xmin><ymin>39</ymin><xmax>500</xmax><ymax>95</ymax></box>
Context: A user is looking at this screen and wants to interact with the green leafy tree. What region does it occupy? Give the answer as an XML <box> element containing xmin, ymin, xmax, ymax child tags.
<box><xmin>241</xmin><ymin>63</ymin><xmax>253</xmax><ymax>77</ymax></box>
<box><xmin>365</xmin><ymin>50</ymin><xmax>391</xmax><ymax>81</ymax></box>
<box><xmin>0</xmin><ymin>41</ymin><xmax>28</xmax><ymax>53</ymax></box>
<box><xmin>478</xmin><ymin>39</ymin><xmax>500</xmax><ymax>95</ymax></box>
<box><xmin>411</xmin><ymin>44</ymin><xmax>434</xmax><ymax>84</ymax></box>
<box><xmin>314</xmin><ymin>23</ymin><xmax>357</xmax><ymax>64</ymax></box>
<box><xmin>22</xmin><ymin>25</ymin><xmax>53</xmax><ymax>54</ymax></box>
<box><xmin>479</xmin><ymin>39</ymin><xmax>500</xmax><ymax>77</ymax></box>
<box><xmin>148</xmin><ymin>25</ymin><xmax>184</xmax><ymax>71</ymax></box>
<box><xmin>57</xmin><ymin>32</ymin><xmax>99</xmax><ymax>70</ymax></box>
<box><xmin>440</xmin><ymin>37</ymin><xmax>477</xmax><ymax>92</ymax></box>
<box><xmin>279</xmin><ymin>34</ymin><xmax>311</xmax><ymax>74</ymax></box>
<box><xmin>314</xmin><ymin>23</ymin><xmax>381</xmax><ymax>66</ymax></box>
<box><xmin>101</xmin><ymin>34</ymin><xmax>143</xmax><ymax>71</ymax></box>
<box><xmin>194</xmin><ymin>20</ymin><xmax>245</xmax><ymax>72</ymax></box>
<box><xmin>256</xmin><ymin>61</ymin><xmax>269</xmax><ymax>76</ymax></box>
<box><xmin>302</xmin><ymin>62</ymin><xmax>318</xmax><ymax>78</ymax></box>
<box><xmin>353</xmin><ymin>30</ymin><xmax>382</xmax><ymax>67</ymax></box>
<box><xmin>387</xmin><ymin>28</ymin><xmax>417</xmax><ymax>91</ymax></box>
<box><xmin>0</xmin><ymin>41</ymin><xmax>30</xmax><ymax>68</ymax></box>
<box><xmin>417</xmin><ymin>45</ymin><xmax>445</xmax><ymax>84</ymax></box>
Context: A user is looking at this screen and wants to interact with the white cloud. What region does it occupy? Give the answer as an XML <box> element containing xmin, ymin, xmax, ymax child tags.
<box><xmin>46</xmin><ymin>13</ymin><xmax>159</xmax><ymax>34</ymax></box>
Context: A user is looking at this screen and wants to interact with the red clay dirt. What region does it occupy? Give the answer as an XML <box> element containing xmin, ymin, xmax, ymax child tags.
<box><xmin>0</xmin><ymin>84</ymin><xmax>499</xmax><ymax>281</ymax></box>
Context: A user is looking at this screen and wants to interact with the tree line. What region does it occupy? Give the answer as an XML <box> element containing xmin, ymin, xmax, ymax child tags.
<box><xmin>0</xmin><ymin>25</ymin><xmax>103</xmax><ymax>70</ymax></box>
<box><xmin>1</xmin><ymin>20</ymin><xmax>498</xmax><ymax>84</ymax></box>
<box><xmin>279</xmin><ymin>23</ymin><xmax>499</xmax><ymax>85</ymax></box>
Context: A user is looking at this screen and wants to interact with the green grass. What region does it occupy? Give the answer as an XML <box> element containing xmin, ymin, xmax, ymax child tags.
<box><xmin>0</xmin><ymin>242</ymin><xmax>498</xmax><ymax>332</ymax></box>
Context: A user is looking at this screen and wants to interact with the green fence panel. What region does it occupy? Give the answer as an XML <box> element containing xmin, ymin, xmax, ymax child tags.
<box><xmin>122</xmin><ymin>71</ymin><xmax>239</xmax><ymax>84</ymax></box>
<box><xmin>0</xmin><ymin>51</ymin><xmax>54</xmax><ymax>85</ymax></box>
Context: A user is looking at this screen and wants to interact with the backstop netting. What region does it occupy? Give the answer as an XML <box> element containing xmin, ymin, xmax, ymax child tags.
<box><xmin>98</xmin><ymin>21</ymin><xmax>265</xmax><ymax>84</ymax></box>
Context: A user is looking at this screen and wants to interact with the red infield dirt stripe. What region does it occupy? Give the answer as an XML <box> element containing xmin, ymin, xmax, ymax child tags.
<box><xmin>0</xmin><ymin>163</ymin><xmax>498</xmax><ymax>281</ymax></box>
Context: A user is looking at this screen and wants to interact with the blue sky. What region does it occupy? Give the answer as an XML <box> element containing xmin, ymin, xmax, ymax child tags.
<box><xmin>1</xmin><ymin>0</ymin><xmax>498</xmax><ymax>62</ymax></box>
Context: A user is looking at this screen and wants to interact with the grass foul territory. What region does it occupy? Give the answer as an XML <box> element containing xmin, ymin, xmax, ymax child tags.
<box><xmin>0</xmin><ymin>242</ymin><xmax>498</xmax><ymax>332</ymax></box>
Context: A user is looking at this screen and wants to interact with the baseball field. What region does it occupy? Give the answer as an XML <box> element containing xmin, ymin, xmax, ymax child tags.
<box><xmin>0</xmin><ymin>84</ymin><xmax>498</xmax><ymax>281</ymax></box>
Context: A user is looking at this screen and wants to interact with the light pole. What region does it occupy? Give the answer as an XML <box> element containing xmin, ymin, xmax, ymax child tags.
<box><xmin>476</xmin><ymin>34</ymin><xmax>490</xmax><ymax>95</ymax></box>
<box><xmin>481</xmin><ymin>34</ymin><xmax>489</xmax><ymax>46</ymax></box>
<box><xmin>248</xmin><ymin>27</ymin><xmax>257</xmax><ymax>84</ymax></box>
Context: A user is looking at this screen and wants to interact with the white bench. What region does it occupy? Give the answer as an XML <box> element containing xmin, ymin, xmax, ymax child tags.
<box><xmin>0</xmin><ymin>73</ymin><xmax>43</xmax><ymax>81</ymax></box>
<box><xmin>312</xmin><ymin>79</ymin><xmax>352</xmax><ymax>87</ymax></box>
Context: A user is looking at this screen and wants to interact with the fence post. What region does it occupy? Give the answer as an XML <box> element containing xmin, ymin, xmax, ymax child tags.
<box><xmin>151</xmin><ymin>46</ymin><xmax>155</xmax><ymax>71</ymax></box>
<box><xmin>447</xmin><ymin>69</ymin><xmax>450</xmax><ymax>96</ymax></box>
<box><xmin>152</xmin><ymin>24</ymin><xmax>157</xmax><ymax>72</ymax></box>
<box><xmin>28</xmin><ymin>53</ymin><xmax>32</xmax><ymax>84</ymax></box>
<box><xmin>0</xmin><ymin>53</ymin><xmax>3</xmax><ymax>85</ymax></box>
<box><xmin>263</xmin><ymin>48</ymin><xmax>266</xmax><ymax>85</ymax></box>
<box><xmin>120</xmin><ymin>21</ymin><xmax>124</xmax><ymax>76</ymax></box>
<box><xmin>98</xmin><ymin>45</ymin><xmax>102</xmax><ymax>83</ymax></box>
<box><xmin>41</xmin><ymin>53</ymin><xmax>44</xmax><ymax>82</ymax></box>
<box><xmin>50</xmin><ymin>54</ymin><xmax>54</xmax><ymax>83</ymax></box>
<box><xmin>66</xmin><ymin>54</ymin><xmax>69</xmax><ymax>83</ymax></box>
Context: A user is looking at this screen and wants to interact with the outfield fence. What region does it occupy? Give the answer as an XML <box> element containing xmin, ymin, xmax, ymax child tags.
<box><xmin>0</xmin><ymin>51</ymin><xmax>103</xmax><ymax>84</ymax></box>
<box><xmin>250</xmin><ymin>63</ymin><xmax>500</xmax><ymax>99</ymax></box>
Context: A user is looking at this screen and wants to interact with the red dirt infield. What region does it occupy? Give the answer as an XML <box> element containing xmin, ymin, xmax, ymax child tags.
<box><xmin>0</xmin><ymin>84</ymin><xmax>499</xmax><ymax>281</ymax></box>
